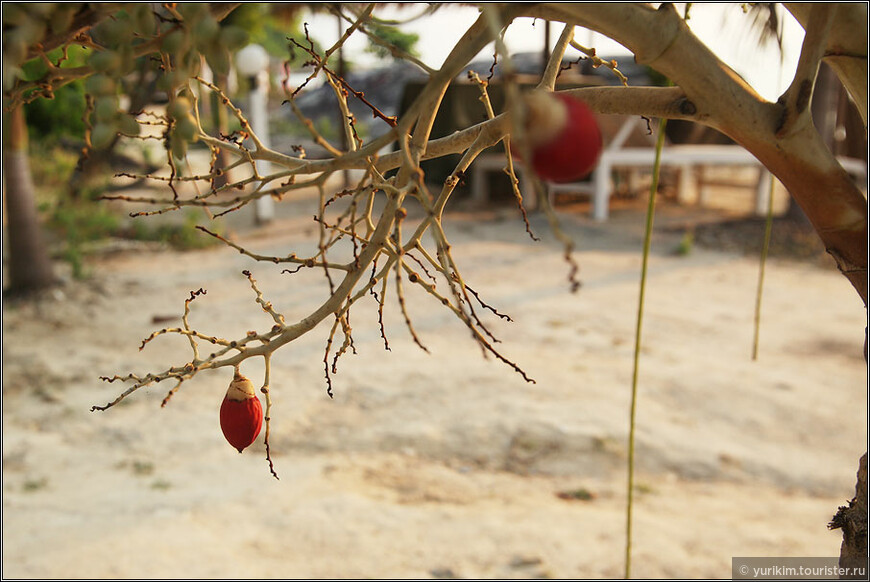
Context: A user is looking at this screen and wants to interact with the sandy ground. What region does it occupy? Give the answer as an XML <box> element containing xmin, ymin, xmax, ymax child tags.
<box><xmin>2</xmin><ymin>187</ymin><xmax>867</xmax><ymax>579</ymax></box>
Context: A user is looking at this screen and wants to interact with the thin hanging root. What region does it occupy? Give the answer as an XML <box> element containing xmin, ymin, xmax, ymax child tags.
<box><xmin>261</xmin><ymin>354</ymin><xmax>279</xmax><ymax>480</ymax></box>
<box><xmin>752</xmin><ymin>173</ymin><xmax>776</xmax><ymax>361</ymax></box>
<box><xmin>625</xmin><ymin>115</ymin><xmax>668</xmax><ymax>579</ymax></box>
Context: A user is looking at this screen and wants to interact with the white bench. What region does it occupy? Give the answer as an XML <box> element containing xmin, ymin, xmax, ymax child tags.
<box><xmin>471</xmin><ymin>116</ymin><xmax>867</xmax><ymax>221</ymax></box>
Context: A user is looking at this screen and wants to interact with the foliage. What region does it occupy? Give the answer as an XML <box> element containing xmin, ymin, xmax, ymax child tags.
<box><xmin>47</xmin><ymin>195</ymin><xmax>120</xmax><ymax>279</ymax></box>
<box><xmin>21</xmin><ymin>46</ymin><xmax>90</xmax><ymax>140</ymax></box>
<box><xmin>364</xmin><ymin>23</ymin><xmax>420</xmax><ymax>60</ymax></box>
<box><xmin>42</xmin><ymin>181</ymin><xmax>219</xmax><ymax>279</ymax></box>
<box><xmin>221</xmin><ymin>2</ymin><xmax>328</xmax><ymax>71</ymax></box>
<box><xmin>28</xmin><ymin>141</ymin><xmax>81</xmax><ymax>202</ymax></box>
<box><xmin>123</xmin><ymin>210</ymin><xmax>224</xmax><ymax>251</ymax></box>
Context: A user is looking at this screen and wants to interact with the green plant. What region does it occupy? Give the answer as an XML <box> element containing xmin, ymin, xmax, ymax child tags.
<box><xmin>22</xmin><ymin>45</ymin><xmax>90</xmax><ymax>141</ymax></box>
<box><xmin>29</xmin><ymin>140</ymin><xmax>81</xmax><ymax>206</ymax></box>
<box><xmin>675</xmin><ymin>229</ymin><xmax>695</xmax><ymax>256</ymax></box>
<box><xmin>22</xmin><ymin>477</ymin><xmax>48</xmax><ymax>492</ymax></box>
<box><xmin>154</xmin><ymin>212</ymin><xmax>222</xmax><ymax>250</ymax></box>
<box><xmin>556</xmin><ymin>487</ymin><xmax>596</xmax><ymax>501</ymax></box>
<box><xmin>48</xmin><ymin>196</ymin><xmax>120</xmax><ymax>279</ymax></box>
<box><xmin>365</xmin><ymin>23</ymin><xmax>420</xmax><ymax>60</ymax></box>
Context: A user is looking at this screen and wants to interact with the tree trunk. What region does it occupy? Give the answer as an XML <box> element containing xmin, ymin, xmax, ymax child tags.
<box><xmin>829</xmin><ymin>453</ymin><xmax>868</xmax><ymax>579</ymax></box>
<box><xmin>211</xmin><ymin>71</ymin><xmax>231</xmax><ymax>190</ymax></box>
<box><xmin>3</xmin><ymin>106</ymin><xmax>57</xmax><ymax>295</ymax></box>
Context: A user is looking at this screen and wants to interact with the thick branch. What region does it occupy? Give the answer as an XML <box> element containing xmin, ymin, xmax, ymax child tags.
<box><xmin>26</xmin><ymin>4</ymin><xmax>117</xmax><ymax>59</ymax></box>
<box><xmin>374</xmin><ymin>86</ymin><xmax>700</xmax><ymax>174</ymax></box>
<box><xmin>785</xmin><ymin>3</ymin><xmax>868</xmax><ymax>122</ymax></box>
<box><xmin>777</xmin><ymin>3</ymin><xmax>836</xmax><ymax>137</ymax></box>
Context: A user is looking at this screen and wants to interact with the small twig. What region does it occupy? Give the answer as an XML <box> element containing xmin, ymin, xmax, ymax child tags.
<box><xmin>569</xmin><ymin>40</ymin><xmax>629</xmax><ymax>86</ymax></box>
<box><xmin>288</xmin><ymin>37</ymin><xmax>398</xmax><ymax>127</ymax></box>
<box><xmin>242</xmin><ymin>270</ymin><xmax>285</xmax><ymax>328</ymax></box>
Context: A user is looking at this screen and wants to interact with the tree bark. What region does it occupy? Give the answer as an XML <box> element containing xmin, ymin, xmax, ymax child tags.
<box><xmin>210</xmin><ymin>72</ymin><xmax>232</xmax><ymax>190</ymax></box>
<box><xmin>3</xmin><ymin>106</ymin><xmax>57</xmax><ymax>295</ymax></box>
<box><xmin>829</xmin><ymin>453</ymin><xmax>868</xmax><ymax>578</ymax></box>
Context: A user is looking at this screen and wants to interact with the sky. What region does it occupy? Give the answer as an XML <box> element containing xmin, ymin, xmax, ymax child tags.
<box><xmin>301</xmin><ymin>3</ymin><xmax>806</xmax><ymax>103</ymax></box>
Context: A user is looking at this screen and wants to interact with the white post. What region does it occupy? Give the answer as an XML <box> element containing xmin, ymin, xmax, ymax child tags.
<box><xmin>755</xmin><ymin>168</ymin><xmax>773</xmax><ymax>216</ymax></box>
<box><xmin>593</xmin><ymin>162</ymin><xmax>611</xmax><ymax>222</ymax></box>
<box><xmin>249</xmin><ymin>70</ymin><xmax>274</xmax><ymax>224</ymax></box>
<box><xmin>236</xmin><ymin>44</ymin><xmax>274</xmax><ymax>225</ymax></box>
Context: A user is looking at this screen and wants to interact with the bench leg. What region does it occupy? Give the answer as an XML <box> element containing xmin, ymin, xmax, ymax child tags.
<box><xmin>471</xmin><ymin>165</ymin><xmax>488</xmax><ymax>204</ymax></box>
<box><xmin>593</xmin><ymin>164</ymin><xmax>610</xmax><ymax>221</ymax></box>
<box><xmin>518</xmin><ymin>169</ymin><xmax>537</xmax><ymax>210</ymax></box>
<box><xmin>755</xmin><ymin>168</ymin><xmax>773</xmax><ymax>216</ymax></box>
<box><xmin>677</xmin><ymin>164</ymin><xmax>694</xmax><ymax>204</ymax></box>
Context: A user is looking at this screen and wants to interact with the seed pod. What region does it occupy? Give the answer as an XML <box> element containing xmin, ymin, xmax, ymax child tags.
<box><xmin>174</xmin><ymin>116</ymin><xmax>198</xmax><ymax>143</ymax></box>
<box><xmin>167</xmin><ymin>96</ymin><xmax>192</xmax><ymax>121</ymax></box>
<box><xmin>93</xmin><ymin>95</ymin><xmax>119</xmax><ymax>122</ymax></box>
<box><xmin>130</xmin><ymin>4</ymin><xmax>155</xmax><ymax>36</ymax></box>
<box><xmin>89</xmin><ymin>50</ymin><xmax>122</xmax><ymax>74</ymax></box>
<box><xmin>49</xmin><ymin>5</ymin><xmax>76</xmax><ymax>35</ymax></box>
<box><xmin>118</xmin><ymin>113</ymin><xmax>141</xmax><ymax>136</ymax></box>
<box><xmin>511</xmin><ymin>90</ymin><xmax>603</xmax><ymax>183</ymax></box>
<box><xmin>192</xmin><ymin>16</ymin><xmax>219</xmax><ymax>47</ymax></box>
<box><xmin>160</xmin><ymin>30</ymin><xmax>187</xmax><ymax>55</ymax></box>
<box><xmin>94</xmin><ymin>16</ymin><xmax>132</xmax><ymax>48</ymax></box>
<box><xmin>220</xmin><ymin>26</ymin><xmax>249</xmax><ymax>52</ymax></box>
<box><xmin>2</xmin><ymin>4</ymin><xmax>28</xmax><ymax>27</ymax></box>
<box><xmin>205</xmin><ymin>45</ymin><xmax>230</xmax><ymax>78</ymax></box>
<box><xmin>90</xmin><ymin>122</ymin><xmax>116</xmax><ymax>150</ymax></box>
<box><xmin>169</xmin><ymin>135</ymin><xmax>188</xmax><ymax>161</ymax></box>
<box><xmin>219</xmin><ymin>372</ymin><xmax>263</xmax><ymax>453</ymax></box>
<box><xmin>85</xmin><ymin>74</ymin><xmax>116</xmax><ymax>97</ymax></box>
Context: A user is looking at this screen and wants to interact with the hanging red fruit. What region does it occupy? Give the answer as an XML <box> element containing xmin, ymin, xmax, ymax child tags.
<box><xmin>511</xmin><ymin>90</ymin><xmax>603</xmax><ymax>183</ymax></box>
<box><xmin>219</xmin><ymin>371</ymin><xmax>263</xmax><ymax>453</ymax></box>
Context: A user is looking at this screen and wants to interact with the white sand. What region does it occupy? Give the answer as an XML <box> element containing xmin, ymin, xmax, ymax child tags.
<box><xmin>3</xmin><ymin>195</ymin><xmax>866</xmax><ymax>579</ymax></box>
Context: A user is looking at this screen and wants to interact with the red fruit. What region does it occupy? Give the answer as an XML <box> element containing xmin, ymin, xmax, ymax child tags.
<box><xmin>220</xmin><ymin>373</ymin><xmax>263</xmax><ymax>453</ymax></box>
<box><xmin>511</xmin><ymin>90</ymin><xmax>603</xmax><ymax>183</ymax></box>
